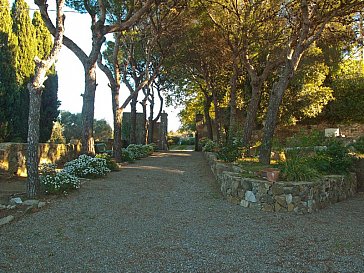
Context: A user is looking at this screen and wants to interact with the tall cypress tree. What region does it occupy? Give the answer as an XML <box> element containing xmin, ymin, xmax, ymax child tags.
<box><xmin>0</xmin><ymin>0</ymin><xmax>18</xmax><ymax>141</ymax></box>
<box><xmin>10</xmin><ymin>0</ymin><xmax>37</xmax><ymax>142</ymax></box>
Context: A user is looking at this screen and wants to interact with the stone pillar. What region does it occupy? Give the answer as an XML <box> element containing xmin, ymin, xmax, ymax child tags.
<box><xmin>159</xmin><ymin>112</ymin><xmax>168</xmax><ymax>150</ymax></box>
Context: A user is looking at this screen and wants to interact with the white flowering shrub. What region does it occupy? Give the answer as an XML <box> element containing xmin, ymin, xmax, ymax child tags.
<box><xmin>63</xmin><ymin>154</ymin><xmax>111</xmax><ymax>178</ymax></box>
<box><xmin>126</xmin><ymin>144</ymin><xmax>155</xmax><ymax>159</ymax></box>
<box><xmin>39</xmin><ymin>164</ymin><xmax>80</xmax><ymax>194</ymax></box>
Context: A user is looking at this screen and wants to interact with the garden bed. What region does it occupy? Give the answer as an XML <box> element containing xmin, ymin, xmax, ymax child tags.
<box><xmin>204</xmin><ymin>152</ymin><xmax>357</xmax><ymax>213</ymax></box>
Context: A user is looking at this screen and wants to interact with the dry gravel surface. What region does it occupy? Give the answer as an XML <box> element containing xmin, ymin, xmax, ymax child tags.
<box><xmin>1</xmin><ymin>151</ymin><xmax>364</xmax><ymax>272</ymax></box>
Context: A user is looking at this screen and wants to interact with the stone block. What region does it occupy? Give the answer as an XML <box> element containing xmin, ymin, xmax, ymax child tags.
<box><xmin>272</xmin><ymin>184</ymin><xmax>284</xmax><ymax>195</ymax></box>
<box><xmin>240</xmin><ymin>200</ymin><xmax>249</xmax><ymax>208</ymax></box>
<box><xmin>261</xmin><ymin>204</ymin><xmax>274</xmax><ymax>212</ymax></box>
<box><xmin>245</xmin><ymin>191</ymin><xmax>257</xmax><ymax>203</ymax></box>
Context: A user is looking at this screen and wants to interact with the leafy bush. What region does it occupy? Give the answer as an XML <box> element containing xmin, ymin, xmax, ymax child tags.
<box><xmin>126</xmin><ymin>144</ymin><xmax>153</xmax><ymax>159</ymax></box>
<box><xmin>280</xmin><ymin>150</ymin><xmax>320</xmax><ymax>181</ymax></box>
<box><xmin>179</xmin><ymin>137</ymin><xmax>195</xmax><ymax>145</ymax></box>
<box><xmin>95</xmin><ymin>153</ymin><xmax>118</xmax><ymax>171</ymax></box>
<box><xmin>286</xmin><ymin>129</ymin><xmax>325</xmax><ymax>147</ymax></box>
<box><xmin>201</xmin><ymin>138</ymin><xmax>218</xmax><ymax>152</ymax></box>
<box><xmin>351</xmin><ymin>136</ymin><xmax>364</xmax><ymax>154</ymax></box>
<box><xmin>121</xmin><ymin>148</ymin><xmax>135</xmax><ymax>163</ymax></box>
<box><xmin>119</xmin><ymin>144</ymin><xmax>155</xmax><ymax>162</ymax></box>
<box><xmin>39</xmin><ymin>164</ymin><xmax>80</xmax><ymax>194</ymax></box>
<box><xmin>311</xmin><ymin>139</ymin><xmax>354</xmax><ymax>174</ymax></box>
<box><xmin>217</xmin><ymin>138</ymin><xmax>244</xmax><ymax>162</ymax></box>
<box><xmin>168</xmin><ymin>136</ymin><xmax>180</xmax><ymax>146</ymax></box>
<box><xmin>63</xmin><ymin>154</ymin><xmax>111</xmax><ymax>178</ymax></box>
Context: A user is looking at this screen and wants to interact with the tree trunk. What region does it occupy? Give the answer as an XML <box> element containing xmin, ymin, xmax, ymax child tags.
<box><xmin>141</xmin><ymin>100</ymin><xmax>147</xmax><ymax>145</ymax></box>
<box><xmin>212</xmin><ymin>89</ymin><xmax>221</xmax><ymax>142</ymax></box>
<box><xmin>203</xmin><ymin>96</ymin><xmax>213</xmax><ymax>140</ymax></box>
<box><xmin>81</xmin><ymin>63</ymin><xmax>97</xmax><ymax>155</ymax></box>
<box><xmin>130</xmin><ymin>96</ymin><xmax>138</xmax><ymax>144</ymax></box>
<box><xmin>260</xmin><ymin>62</ymin><xmax>295</xmax><ymax>164</ymax></box>
<box><xmin>26</xmin><ymin>89</ymin><xmax>42</xmax><ymax>198</ymax></box>
<box><xmin>242</xmin><ymin>80</ymin><xmax>262</xmax><ymax>149</ymax></box>
<box><xmin>229</xmin><ymin>53</ymin><xmax>239</xmax><ymax>139</ymax></box>
<box><xmin>148</xmin><ymin>95</ymin><xmax>155</xmax><ymax>144</ymax></box>
<box><xmin>113</xmin><ymin>108</ymin><xmax>123</xmax><ymax>161</ymax></box>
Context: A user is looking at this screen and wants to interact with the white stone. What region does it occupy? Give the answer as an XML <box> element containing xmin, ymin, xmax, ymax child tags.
<box><xmin>240</xmin><ymin>200</ymin><xmax>250</xmax><ymax>208</ymax></box>
<box><xmin>285</xmin><ymin>194</ymin><xmax>293</xmax><ymax>204</ymax></box>
<box><xmin>325</xmin><ymin>128</ymin><xmax>340</xmax><ymax>137</ymax></box>
<box><xmin>0</xmin><ymin>204</ymin><xmax>7</xmax><ymax>209</ymax></box>
<box><xmin>9</xmin><ymin>197</ymin><xmax>22</xmax><ymax>205</ymax></box>
<box><xmin>0</xmin><ymin>215</ymin><xmax>15</xmax><ymax>226</ymax></box>
<box><xmin>245</xmin><ymin>191</ymin><xmax>257</xmax><ymax>203</ymax></box>
<box><xmin>23</xmin><ymin>200</ymin><xmax>40</xmax><ymax>206</ymax></box>
<box><xmin>38</xmin><ymin>202</ymin><xmax>46</xmax><ymax>209</ymax></box>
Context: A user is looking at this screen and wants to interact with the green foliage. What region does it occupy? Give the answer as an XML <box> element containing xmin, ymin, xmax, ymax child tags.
<box><xmin>49</xmin><ymin>121</ymin><xmax>66</xmax><ymax>144</ymax></box>
<box><xmin>311</xmin><ymin>139</ymin><xmax>354</xmax><ymax>175</ymax></box>
<box><xmin>319</xmin><ymin>59</ymin><xmax>364</xmax><ymax>123</ymax></box>
<box><xmin>200</xmin><ymin>138</ymin><xmax>218</xmax><ymax>152</ymax></box>
<box><xmin>120</xmin><ymin>148</ymin><xmax>136</xmax><ymax>163</ymax></box>
<box><xmin>60</xmin><ymin>111</ymin><xmax>112</xmax><ymax>143</ymax></box>
<box><xmin>282</xmin><ymin>45</ymin><xmax>334</xmax><ymax>124</ymax></box>
<box><xmin>281</xmin><ymin>150</ymin><xmax>321</xmax><ymax>181</ymax></box>
<box><xmin>39</xmin><ymin>163</ymin><xmax>80</xmax><ymax>194</ymax></box>
<box><xmin>119</xmin><ymin>144</ymin><xmax>155</xmax><ymax>163</ymax></box>
<box><xmin>11</xmin><ymin>0</ymin><xmax>36</xmax><ymax>85</ymax></box>
<box><xmin>95</xmin><ymin>153</ymin><xmax>118</xmax><ymax>171</ymax></box>
<box><xmin>286</xmin><ymin>130</ymin><xmax>325</xmax><ymax>147</ymax></box>
<box><xmin>63</xmin><ymin>154</ymin><xmax>111</xmax><ymax>178</ymax></box>
<box><xmin>179</xmin><ymin>137</ymin><xmax>195</xmax><ymax>145</ymax></box>
<box><xmin>94</xmin><ymin>119</ymin><xmax>113</xmax><ymax>141</ymax></box>
<box><xmin>60</xmin><ymin>111</ymin><xmax>83</xmax><ymax>142</ymax></box>
<box><xmin>40</xmin><ymin>74</ymin><xmax>60</xmax><ymax>142</ymax></box>
<box><xmin>351</xmin><ymin>136</ymin><xmax>364</xmax><ymax>154</ymax></box>
<box><xmin>0</xmin><ymin>0</ymin><xmax>18</xmax><ymax>142</ymax></box>
<box><xmin>217</xmin><ymin>138</ymin><xmax>244</xmax><ymax>162</ymax></box>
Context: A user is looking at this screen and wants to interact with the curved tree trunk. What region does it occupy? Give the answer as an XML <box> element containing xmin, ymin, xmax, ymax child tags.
<box><xmin>130</xmin><ymin>96</ymin><xmax>138</xmax><ymax>144</ymax></box>
<box><xmin>260</xmin><ymin>60</ymin><xmax>297</xmax><ymax>164</ymax></box>
<box><xmin>212</xmin><ymin>89</ymin><xmax>221</xmax><ymax>142</ymax></box>
<box><xmin>242</xmin><ymin>81</ymin><xmax>262</xmax><ymax>149</ymax></box>
<box><xmin>203</xmin><ymin>96</ymin><xmax>213</xmax><ymax>140</ymax></box>
<box><xmin>27</xmin><ymin>0</ymin><xmax>65</xmax><ymax>197</ymax></box>
<box><xmin>229</xmin><ymin>52</ymin><xmax>239</xmax><ymax>140</ymax></box>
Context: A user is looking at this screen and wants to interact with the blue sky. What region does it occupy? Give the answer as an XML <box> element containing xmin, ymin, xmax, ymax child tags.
<box><xmin>23</xmin><ymin>0</ymin><xmax>181</xmax><ymax>132</ymax></box>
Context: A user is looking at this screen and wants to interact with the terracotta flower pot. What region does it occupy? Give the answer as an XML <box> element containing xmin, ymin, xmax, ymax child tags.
<box><xmin>264</xmin><ymin>168</ymin><xmax>280</xmax><ymax>183</ymax></box>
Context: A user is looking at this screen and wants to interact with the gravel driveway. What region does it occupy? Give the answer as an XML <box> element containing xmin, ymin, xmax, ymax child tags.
<box><xmin>1</xmin><ymin>151</ymin><xmax>363</xmax><ymax>272</ymax></box>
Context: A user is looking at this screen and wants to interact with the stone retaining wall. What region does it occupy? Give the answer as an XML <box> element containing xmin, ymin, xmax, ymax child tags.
<box><xmin>0</xmin><ymin>142</ymin><xmax>81</xmax><ymax>176</ymax></box>
<box><xmin>204</xmin><ymin>152</ymin><xmax>357</xmax><ymax>213</ymax></box>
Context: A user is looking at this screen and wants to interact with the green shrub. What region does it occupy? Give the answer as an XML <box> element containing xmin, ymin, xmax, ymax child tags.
<box><xmin>126</xmin><ymin>144</ymin><xmax>150</xmax><ymax>159</ymax></box>
<box><xmin>311</xmin><ymin>139</ymin><xmax>354</xmax><ymax>174</ymax></box>
<box><xmin>201</xmin><ymin>139</ymin><xmax>218</xmax><ymax>152</ymax></box>
<box><xmin>280</xmin><ymin>150</ymin><xmax>320</xmax><ymax>181</ymax></box>
<box><xmin>286</xmin><ymin>129</ymin><xmax>325</xmax><ymax>147</ymax></box>
<box><xmin>121</xmin><ymin>148</ymin><xmax>135</xmax><ymax>162</ymax></box>
<box><xmin>39</xmin><ymin>164</ymin><xmax>80</xmax><ymax>194</ymax></box>
<box><xmin>63</xmin><ymin>154</ymin><xmax>111</xmax><ymax>178</ymax></box>
<box><xmin>95</xmin><ymin>153</ymin><xmax>118</xmax><ymax>171</ymax></box>
<box><xmin>168</xmin><ymin>136</ymin><xmax>180</xmax><ymax>146</ymax></box>
<box><xmin>217</xmin><ymin>138</ymin><xmax>243</xmax><ymax>162</ymax></box>
<box><xmin>351</xmin><ymin>136</ymin><xmax>364</xmax><ymax>154</ymax></box>
<box><xmin>179</xmin><ymin>137</ymin><xmax>195</xmax><ymax>145</ymax></box>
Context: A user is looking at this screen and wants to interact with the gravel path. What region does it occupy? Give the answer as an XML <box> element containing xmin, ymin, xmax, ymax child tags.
<box><xmin>1</xmin><ymin>151</ymin><xmax>363</xmax><ymax>272</ymax></box>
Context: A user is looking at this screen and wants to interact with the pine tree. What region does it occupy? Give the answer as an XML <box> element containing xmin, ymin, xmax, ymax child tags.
<box><xmin>0</xmin><ymin>0</ymin><xmax>18</xmax><ymax>141</ymax></box>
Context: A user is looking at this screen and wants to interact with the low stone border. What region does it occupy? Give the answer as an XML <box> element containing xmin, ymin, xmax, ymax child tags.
<box><xmin>204</xmin><ymin>152</ymin><xmax>357</xmax><ymax>213</ymax></box>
